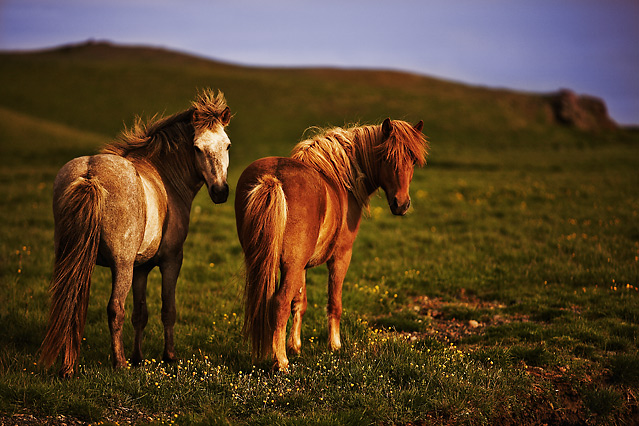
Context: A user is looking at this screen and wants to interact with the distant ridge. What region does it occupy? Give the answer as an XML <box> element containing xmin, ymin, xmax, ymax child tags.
<box><xmin>1</xmin><ymin>40</ymin><xmax>621</xmax><ymax>133</ymax></box>
<box><xmin>42</xmin><ymin>39</ymin><xmax>239</xmax><ymax>69</ymax></box>
<box><xmin>60</xmin><ymin>41</ymin><xmax>623</xmax><ymax>131</ymax></box>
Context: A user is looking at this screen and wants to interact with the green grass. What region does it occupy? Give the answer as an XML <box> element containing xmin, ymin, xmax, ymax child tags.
<box><xmin>1</xmin><ymin>42</ymin><xmax>638</xmax><ymax>425</ymax></box>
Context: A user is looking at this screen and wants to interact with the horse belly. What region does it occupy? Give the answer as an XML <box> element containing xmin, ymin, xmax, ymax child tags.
<box><xmin>307</xmin><ymin>187</ymin><xmax>341</xmax><ymax>267</ymax></box>
<box><xmin>307</xmin><ymin>228</ymin><xmax>336</xmax><ymax>268</ymax></box>
<box><xmin>136</xmin><ymin>175</ymin><xmax>166</xmax><ymax>264</ymax></box>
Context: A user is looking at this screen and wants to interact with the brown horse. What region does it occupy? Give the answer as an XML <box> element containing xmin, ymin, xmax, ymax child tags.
<box><xmin>40</xmin><ymin>89</ymin><xmax>232</xmax><ymax>377</ymax></box>
<box><xmin>235</xmin><ymin>118</ymin><xmax>428</xmax><ymax>370</ymax></box>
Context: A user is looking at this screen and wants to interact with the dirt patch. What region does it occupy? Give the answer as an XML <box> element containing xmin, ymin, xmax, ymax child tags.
<box><xmin>396</xmin><ymin>294</ymin><xmax>530</xmax><ymax>344</ymax></box>
<box><xmin>376</xmin><ymin>294</ymin><xmax>639</xmax><ymax>425</ymax></box>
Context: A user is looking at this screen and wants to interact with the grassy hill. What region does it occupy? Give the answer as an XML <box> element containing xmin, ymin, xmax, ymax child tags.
<box><xmin>1</xmin><ymin>41</ymin><xmax>637</xmax><ymax>425</ymax></box>
<box><xmin>2</xmin><ymin>41</ymin><xmax>618</xmax><ymax>162</ymax></box>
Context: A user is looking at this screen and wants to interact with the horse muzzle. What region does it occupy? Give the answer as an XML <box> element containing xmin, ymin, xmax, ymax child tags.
<box><xmin>209</xmin><ymin>182</ymin><xmax>229</xmax><ymax>204</ymax></box>
<box><xmin>390</xmin><ymin>196</ymin><xmax>411</xmax><ymax>216</ymax></box>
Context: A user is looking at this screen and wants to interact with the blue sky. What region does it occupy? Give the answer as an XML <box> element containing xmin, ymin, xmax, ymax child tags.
<box><xmin>1</xmin><ymin>0</ymin><xmax>638</xmax><ymax>125</ymax></box>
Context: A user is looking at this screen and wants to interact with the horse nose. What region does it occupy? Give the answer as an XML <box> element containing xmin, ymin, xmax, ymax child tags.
<box><xmin>390</xmin><ymin>196</ymin><xmax>410</xmax><ymax>216</ymax></box>
<box><xmin>210</xmin><ymin>182</ymin><xmax>229</xmax><ymax>204</ymax></box>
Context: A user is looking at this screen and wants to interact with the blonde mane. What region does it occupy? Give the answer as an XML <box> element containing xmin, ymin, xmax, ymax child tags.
<box><xmin>291</xmin><ymin>120</ymin><xmax>428</xmax><ymax>208</ymax></box>
<box><xmin>102</xmin><ymin>89</ymin><xmax>229</xmax><ymax>204</ymax></box>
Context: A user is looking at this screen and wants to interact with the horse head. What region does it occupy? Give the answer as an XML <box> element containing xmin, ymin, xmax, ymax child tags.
<box><xmin>193</xmin><ymin>106</ymin><xmax>232</xmax><ymax>204</ymax></box>
<box><xmin>377</xmin><ymin>118</ymin><xmax>426</xmax><ymax>216</ymax></box>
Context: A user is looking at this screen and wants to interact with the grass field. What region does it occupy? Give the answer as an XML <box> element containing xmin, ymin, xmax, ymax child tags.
<box><xmin>1</xmin><ymin>42</ymin><xmax>638</xmax><ymax>425</ymax></box>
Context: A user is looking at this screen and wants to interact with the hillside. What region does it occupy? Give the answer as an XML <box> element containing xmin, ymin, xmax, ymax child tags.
<box><xmin>0</xmin><ymin>41</ymin><xmax>625</xmax><ymax>170</ymax></box>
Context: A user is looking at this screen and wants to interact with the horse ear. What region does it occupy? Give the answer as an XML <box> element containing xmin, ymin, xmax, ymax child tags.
<box><xmin>414</xmin><ymin>120</ymin><xmax>424</xmax><ymax>132</ymax></box>
<box><xmin>221</xmin><ymin>107</ymin><xmax>231</xmax><ymax>126</ymax></box>
<box><xmin>382</xmin><ymin>118</ymin><xmax>392</xmax><ymax>137</ymax></box>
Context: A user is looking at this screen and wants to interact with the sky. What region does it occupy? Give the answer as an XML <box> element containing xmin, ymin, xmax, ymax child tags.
<box><xmin>1</xmin><ymin>0</ymin><xmax>638</xmax><ymax>125</ymax></box>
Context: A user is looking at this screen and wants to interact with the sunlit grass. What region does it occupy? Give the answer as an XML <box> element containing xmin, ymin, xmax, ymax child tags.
<box><xmin>3</xmin><ymin>316</ymin><xmax>533</xmax><ymax>425</ymax></box>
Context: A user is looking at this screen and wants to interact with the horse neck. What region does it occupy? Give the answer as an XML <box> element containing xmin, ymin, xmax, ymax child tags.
<box><xmin>106</xmin><ymin>112</ymin><xmax>204</xmax><ymax>208</ymax></box>
<box><xmin>349</xmin><ymin>126</ymin><xmax>382</xmax><ymax>199</ymax></box>
<box><xmin>157</xmin><ymin>154</ymin><xmax>201</xmax><ymax>208</ymax></box>
<box><xmin>144</xmin><ymin>133</ymin><xmax>202</xmax><ymax>208</ymax></box>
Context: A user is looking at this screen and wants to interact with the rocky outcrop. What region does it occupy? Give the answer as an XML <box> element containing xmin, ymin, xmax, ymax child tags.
<box><xmin>549</xmin><ymin>89</ymin><xmax>617</xmax><ymax>131</ymax></box>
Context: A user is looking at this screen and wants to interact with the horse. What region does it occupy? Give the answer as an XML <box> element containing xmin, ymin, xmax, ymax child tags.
<box><xmin>39</xmin><ymin>89</ymin><xmax>232</xmax><ymax>377</ymax></box>
<box><xmin>235</xmin><ymin>118</ymin><xmax>428</xmax><ymax>371</ymax></box>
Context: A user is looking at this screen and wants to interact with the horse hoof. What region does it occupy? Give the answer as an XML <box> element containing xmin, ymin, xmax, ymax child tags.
<box><xmin>58</xmin><ymin>368</ymin><xmax>74</xmax><ymax>378</ymax></box>
<box><xmin>273</xmin><ymin>360</ymin><xmax>289</xmax><ymax>373</ymax></box>
<box><xmin>286</xmin><ymin>343</ymin><xmax>302</xmax><ymax>356</ymax></box>
<box><xmin>113</xmin><ymin>360</ymin><xmax>130</xmax><ymax>370</ymax></box>
<box><xmin>162</xmin><ymin>354</ymin><xmax>179</xmax><ymax>364</ymax></box>
<box><xmin>328</xmin><ymin>335</ymin><xmax>342</xmax><ymax>351</ymax></box>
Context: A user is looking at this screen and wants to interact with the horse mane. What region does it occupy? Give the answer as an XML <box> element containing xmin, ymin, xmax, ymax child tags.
<box><xmin>101</xmin><ymin>89</ymin><xmax>229</xmax><ymax>204</ymax></box>
<box><xmin>291</xmin><ymin>120</ymin><xmax>428</xmax><ymax>208</ymax></box>
<box><xmin>191</xmin><ymin>89</ymin><xmax>230</xmax><ymax>132</ymax></box>
<box><xmin>103</xmin><ymin>110</ymin><xmax>194</xmax><ymax>158</ymax></box>
<box><xmin>376</xmin><ymin>120</ymin><xmax>428</xmax><ymax>169</ymax></box>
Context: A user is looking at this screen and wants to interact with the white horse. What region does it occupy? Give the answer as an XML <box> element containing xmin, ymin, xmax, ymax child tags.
<box><xmin>40</xmin><ymin>89</ymin><xmax>232</xmax><ymax>377</ymax></box>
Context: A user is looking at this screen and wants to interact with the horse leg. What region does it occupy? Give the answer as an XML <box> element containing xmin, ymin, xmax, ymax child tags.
<box><xmin>327</xmin><ymin>250</ymin><xmax>352</xmax><ymax>351</ymax></box>
<box><xmin>107</xmin><ymin>262</ymin><xmax>134</xmax><ymax>369</ymax></box>
<box><xmin>272</xmin><ymin>265</ymin><xmax>305</xmax><ymax>371</ymax></box>
<box><xmin>130</xmin><ymin>264</ymin><xmax>152</xmax><ymax>366</ymax></box>
<box><xmin>287</xmin><ymin>271</ymin><xmax>307</xmax><ymax>355</ymax></box>
<box><xmin>159</xmin><ymin>252</ymin><xmax>183</xmax><ymax>363</ymax></box>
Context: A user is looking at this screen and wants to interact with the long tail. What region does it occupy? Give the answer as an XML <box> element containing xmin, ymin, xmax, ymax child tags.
<box><xmin>240</xmin><ymin>174</ymin><xmax>287</xmax><ymax>361</ymax></box>
<box><xmin>40</xmin><ymin>176</ymin><xmax>106</xmax><ymax>376</ymax></box>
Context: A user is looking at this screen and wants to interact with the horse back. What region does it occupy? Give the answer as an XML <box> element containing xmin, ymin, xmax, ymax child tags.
<box><xmin>236</xmin><ymin>156</ymin><xmax>345</xmax><ymax>268</ymax></box>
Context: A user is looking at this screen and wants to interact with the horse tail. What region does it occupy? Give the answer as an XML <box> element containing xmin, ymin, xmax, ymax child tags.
<box><xmin>40</xmin><ymin>175</ymin><xmax>106</xmax><ymax>376</ymax></box>
<box><xmin>240</xmin><ymin>174</ymin><xmax>287</xmax><ymax>361</ymax></box>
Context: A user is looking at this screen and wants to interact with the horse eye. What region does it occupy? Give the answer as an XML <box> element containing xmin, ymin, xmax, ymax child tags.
<box><xmin>226</xmin><ymin>144</ymin><xmax>231</xmax><ymax>151</ymax></box>
<box><xmin>194</xmin><ymin>145</ymin><xmax>203</xmax><ymax>153</ymax></box>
